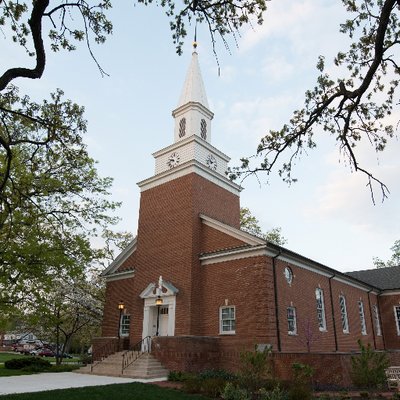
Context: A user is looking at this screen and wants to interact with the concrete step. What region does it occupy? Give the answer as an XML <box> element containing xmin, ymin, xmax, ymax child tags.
<box><xmin>78</xmin><ymin>351</ymin><xmax>168</xmax><ymax>380</ymax></box>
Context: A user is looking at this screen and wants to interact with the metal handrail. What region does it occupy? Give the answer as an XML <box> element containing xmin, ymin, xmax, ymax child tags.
<box><xmin>121</xmin><ymin>336</ymin><xmax>152</xmax><ymax>373</ymax></box>
<box><xmin>90</xmin><ymin>338</ymin><xmax>119</xmax><ymax>372</ymax></box>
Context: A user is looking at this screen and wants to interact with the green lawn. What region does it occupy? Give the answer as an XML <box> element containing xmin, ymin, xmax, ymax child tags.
<box><xmin>0</xmin><ymin>365</ymin><xmax>32</xmax><ymax>377</ymax></box>
<box><xmin>0</xmin><ymin>352</ymin><xmax>80</xmax><ymax>364</ymax></box>
<box><xmin>0</xmin><ymin>383</ymin><xmax>208</xmax><ymax>400</ymax></box>
<box><xmin>0</xmin><ymin>353</ymin><xmax>27</xmax><ymax>363</ymax></box>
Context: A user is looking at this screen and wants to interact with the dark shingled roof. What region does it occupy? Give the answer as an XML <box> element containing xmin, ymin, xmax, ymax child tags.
<box><xmin>346</xmin><ymin>265</ymin><xmax>400</xmax><ymax>290</ymax></box>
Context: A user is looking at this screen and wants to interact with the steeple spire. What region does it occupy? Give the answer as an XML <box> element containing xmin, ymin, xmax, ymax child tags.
<box><xmin>172</xmin><ymin>45</ymin><xmax>214</xmax><ymax>144</ymax></box>
<box><xmin>177</xmin><ymin>45</ymin><xmax>210</xmax><ymax>109</ymax></box>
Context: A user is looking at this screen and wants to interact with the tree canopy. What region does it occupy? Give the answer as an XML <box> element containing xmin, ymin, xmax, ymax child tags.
<box><xmin>228</xmin><ymin>0</ymin><xmax>400</xmax><ymax>203</ymax></box>
<box><xmin>240</xmin><ymin>207</ymin><xmax>287</xmax><ymax>246</ymax></box>
<box><xmin>373</xmin><ymin>239</ymin><xmax>400</xmax><ymax>268</ymax></box>
<box><xmin>0</xmin><ymin>86</ymin><xmax>120</xmax><ymax>308</ymax></box>
<box><xmin>2</xmin><ymin>0</ymin><xmax>398</xmax><ymax>205</ymax></box>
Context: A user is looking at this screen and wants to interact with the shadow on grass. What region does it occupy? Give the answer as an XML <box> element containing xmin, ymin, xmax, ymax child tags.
<box><xmin>0</xmin><ymin>382</ymin><xmax>208</xmax><ymax>400</ymax></box>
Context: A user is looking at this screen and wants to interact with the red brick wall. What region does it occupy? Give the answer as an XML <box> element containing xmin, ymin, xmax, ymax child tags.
<box><xmin>274</xmin><ymin>260</ymin><xmax>336</xmax><ymax>352</ymax></box>
<box><xmin>330</xmin><ymin>280</ymin><xmax>376</xmax><ymax>352</ymax></box>
<box><xmin>152</xmin><ymin>336</ymin><xmax>220</xmax><ymax>372</ymax></box>
<box><xmin>199</xmin><ymin>256</ymin><xmax>278</xmax><ymax>348</ymax></box>
<box><xmin>101</xmin><ymin>277</ymin><xmax>135</xmax><ymax>337</ymax></box>
<box><xmin>379</xmin><ymin>293</ymin><xmax>400</xmax><ymax>350</ymax></box>
<box><xmin>104</xmin><ymin>173</ymin><xmax>241</xmax><ymax>344</ymax></box>
<box><xmin>151</xmin><ymin>336</ymin><xmax>400</xmax><ymax>387</ymax></box>
<box><xmin>273</xmin><ymin>259</ymin><xmax>383</xmax><ymax>353</ymax></box>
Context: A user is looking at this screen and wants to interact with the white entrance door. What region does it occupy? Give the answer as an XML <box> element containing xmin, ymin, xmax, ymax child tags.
<box><xmin>141</xmin><ymin>294</ymin><xmax>176</xmax><ymax>339</ymax></box>
<box><xmin>158</xmin><ymin>306</ymin><xmax>169</xmax><ymax>336</ymax></box>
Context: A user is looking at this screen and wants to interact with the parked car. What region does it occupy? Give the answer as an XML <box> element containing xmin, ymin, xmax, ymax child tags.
<box><xmin>38</xmin><ymin>349</ymin><xmax>55</xmax><ymax>357</ymax></box>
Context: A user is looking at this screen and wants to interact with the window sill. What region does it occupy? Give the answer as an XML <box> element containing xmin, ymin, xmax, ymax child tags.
<box><xmin>219</xmin><ymin>332</ymin><xmax>236</xmax><ymax>336</ymax></box>
<box><xmin>288</xmin><ymin>332</ymin><xmax>297</xmax><ymax>336</ymax></box>
<box><xmin>319</xmin><ymin>328</ymin><xmax>327</xmax><ymax>332</ymax></box>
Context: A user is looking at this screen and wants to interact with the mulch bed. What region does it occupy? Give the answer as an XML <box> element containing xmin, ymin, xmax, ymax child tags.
<box><xmin>151</xmin><ymin>381</ymin><xmax>184</xmax><ymax>390</ymax></box>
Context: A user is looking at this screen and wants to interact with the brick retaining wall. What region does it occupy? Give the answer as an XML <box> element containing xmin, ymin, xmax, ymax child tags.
<box><xmin>151</xmin><ymin>336</ymin><xmax>400</xmax><ymax>387</ymax></box>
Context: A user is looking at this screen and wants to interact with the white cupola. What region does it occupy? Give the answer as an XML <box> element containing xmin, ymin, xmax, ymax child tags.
<box><xmin>172</xmin><ymin>44</ymin><xmax>214</xmax><ymax>144</ymax></box>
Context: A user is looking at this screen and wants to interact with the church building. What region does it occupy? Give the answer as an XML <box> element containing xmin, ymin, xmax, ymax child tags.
<box><xmin>95</xmin><ymin>47</ymin><xmax>400</xmax><ymax>385</ymax></box>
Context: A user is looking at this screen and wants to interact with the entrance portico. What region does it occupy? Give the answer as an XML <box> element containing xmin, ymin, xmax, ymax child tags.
<box><xmin>140</xmin><ymin>277</ymin><xmax>178</xmax><ymax>339</ymax></box>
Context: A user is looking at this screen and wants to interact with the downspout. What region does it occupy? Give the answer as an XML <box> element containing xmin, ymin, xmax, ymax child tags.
<box><xmin>377</xmin><ymin>293</ymin><xmax>386</xmax><ymax>350</ymax></box>
<box><xmin>367</xmin><ymin>289</ymin><xmax>377</xmax><ymax>349</ymax></box>
<box><xmin>328</xmin><ymin>274</ymin><xmax>338</xmax><ymax>352</ymax></box>
<box><xmin>272</xmin><ymin>249</ymin><xmax>282</xmax><ymax>352</ymax></box>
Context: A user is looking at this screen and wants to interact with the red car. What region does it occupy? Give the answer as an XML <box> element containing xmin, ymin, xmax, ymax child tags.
<box><xmin>38</xmin><ymin>349</ymin><xmax>54</xmax><ymax>357</ymax></box>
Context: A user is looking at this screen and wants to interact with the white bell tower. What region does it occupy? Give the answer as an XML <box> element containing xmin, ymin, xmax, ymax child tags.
<box><xmin>138</xmin><ymin>43</ymin><xmax>241</xmax><ymax>196</ymax></box>
<box><xmin>172</xmin><ymin>44</ymin><xmax>214</xmax><ymax>144</ymax></box>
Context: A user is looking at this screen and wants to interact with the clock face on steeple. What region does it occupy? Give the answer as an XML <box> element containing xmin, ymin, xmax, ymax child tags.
<box><xmin>206</xmin><ymin>154</ymin><xmax>217</xmax><ymax>170</ymax></box>
<box><xmin>167</xmin><ymin>152</ymin><xmax>180</xmax><ymax>168</ymax></box>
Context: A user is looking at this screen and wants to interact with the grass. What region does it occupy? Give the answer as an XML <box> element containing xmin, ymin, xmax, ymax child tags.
<box><xmin>0</xmin><ymin>353</ymin><xmax>27</xmax><ymax>363</ymax></box>
<box><xmin>0</xmin><ymin>365</ymin><xmax>32</xmax><ymax>377</ymax></box>
<box><xmin>0</xmin><ymin>352</ymin><xmax>81</xmax><ymax>364</ymax></box>
<box><xmin>0</xmin><ymin>382</ymin><xmax>208</xmax><ymax>400</ymax></box>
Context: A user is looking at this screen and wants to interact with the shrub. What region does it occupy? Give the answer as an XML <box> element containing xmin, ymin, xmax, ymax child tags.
<box><xmin>259</xmin><ymin>385</ymin><xmax>288</xmax><ymax>400</ymax></box>
<box><xmin>287</xmin><ymin>384</ymin><xmax>312</xmax><ymax>400</ymax></box>
<box><xmin>292</xmin><ymin>363</ymin><xmax>314</xmax><ymax>384</ymax></box>
<box><xmin>182</xmin><ymin>375</ymin><xmax>202</xmax><ymax>394</ymax></box>
<box><xmin>79</xmin><ymin>353</ymin><xmax>92</xmax><ymax>366</ymax></box>
<box><xmin>286</xmin><ymin>362</ymin><xmax>314</xmax><ymax>400</ymax></box>
<box><xmin>350</xmin><ymin>340</ymin><xmax>389</xmax><ymax>389</ymax></box>
<box><xmin>239</xmin><ymin>345</ymin><xmax>272</xmax><ymax>393</ymax></box>
<box><xmin>201</xmin><ymin>377</ymin><xmax>228</xmax><ymax>398</ymax></box>
<box><xmin>21</xmin><ymin>364</ymin><xmax>49</xmax><ymax>373</ymax></box>
<box><xmin>49</xmin><ymin>364</ymin><xmax>80</xmax><ymax>372</ymax></box>
<box><xmin>198</xmin><ymin>369</ymin><xmax>236</xmax><ymax>381</ymax></box>
<box><xmin>168</xmin><ymin>370</ymin><xmax>185</xmax><ymax>382</ymax></box>
<box><xmin>222</xmin><ymin>382</ymin><xmax>251</xmax><ymax>400</ymax></box>
<box><xmin>5</xmin><ymin>357</ymin><xmax>51</xmax><ymax>370</ymax></box>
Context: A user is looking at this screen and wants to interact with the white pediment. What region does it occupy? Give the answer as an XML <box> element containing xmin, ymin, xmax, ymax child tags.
<box><xmin>139</xmin><ymin>280</ymin><xmax>179</xmax><ymax>299</ymax></box>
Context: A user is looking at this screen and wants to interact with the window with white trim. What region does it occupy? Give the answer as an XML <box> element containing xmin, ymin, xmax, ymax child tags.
<box><xmin>358</xmin><ymin>301</ymin><xmax>367</xmax><ymax>335</ymax></box>
<box><xmin>120</xmin><ymin>314</ymin><xmax>130</xmax><ymax>337</ymax></box>
<box><xmin>395</xmin><ymin>306</ymin><xmax>400</xmax><ymax>336</ymax></box>
<box><xmin>339</xmin><ymin>295</ymin><xmax>349</xmax><ymax>333</ymax></box>
<box><xmin>287</xmin><ymin>307</ymin><xmax>297</xmax><ymax>335</ymax></box>
<box><xmin>220</xmin><ymin>306</ymin><xmax>236</xmax><ymax>334</ymax></box>
<box><xmin>315</xmin><ymin>288</ymin><xmax>327</xmax><ymax>331</ymax></box>
<box><xmin>373</xmin><ymin>305</ymin><xmax>382</xmax><ymax>336</ymax></box>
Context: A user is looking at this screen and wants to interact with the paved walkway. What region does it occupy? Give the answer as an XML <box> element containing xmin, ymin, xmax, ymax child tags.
<box><xmin>0</xmin><ymin>372</ymin><xmax>165</xmax><ymax>395</ymax></box>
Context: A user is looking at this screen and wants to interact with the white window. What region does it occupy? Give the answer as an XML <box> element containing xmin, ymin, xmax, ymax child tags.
<box><xmin>373</xmin><ymin>305</ymin><xmax>382</xmax><ymax>336</ymax></box>
<box><xmin>358</xmin><ymin>301</ymin><xmax>367</xmax><ymax>335</ymax></box>
<box><xmin>395</xmin><ymin>306</ymin><xmax>400</xmax><ymax>336</ymax></box>
<box><xmin>315</xmin><ymin>288</ymin><xmax>327</xmax><ymax>331</ymax></box>
<box><xmin>339</xmin><ymin>295</ymin><xmax>349</xmax><ymax>333</ymax></box>
<box><xmin>287</xmin><ymin>307</ymin><xmax>297</xmax><ymax>335</ymax></box>
<box><xmin>220</xmin><ymin>306</ymin><xmax>236</xmax><ymax>334</ymax></box>
<box><xmin>120</xmin><ymin>314</ymin><xmax>130</xmax><ymax>337</ymax></box>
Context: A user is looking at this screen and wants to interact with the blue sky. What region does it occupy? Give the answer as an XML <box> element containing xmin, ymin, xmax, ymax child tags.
<box><xmin>4</xmin><ymin>0</ymin><xmax>399</xmax><ymax>272</ymax></box>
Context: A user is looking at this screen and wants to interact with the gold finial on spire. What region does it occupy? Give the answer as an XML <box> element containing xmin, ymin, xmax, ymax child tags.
<box><xmin>193</xmin><ymin>23</ymin><xmax>198</xmax><ymax>52</ymax></box>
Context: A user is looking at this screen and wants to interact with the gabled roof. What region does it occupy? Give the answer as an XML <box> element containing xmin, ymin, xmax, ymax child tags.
<box><xmin>101</xmin><ymin>237</ymin><xmax>137</xmax><ymax>277</ymax></box>
<box><xmin>200</xmin><ymin>214</ymin><xmax>265</xmax><ymax>245</ymax></box>
<box><xmin>346</xmin><ymin>265</ymin><xmax>400</xmax><ymax>290</ymax></box>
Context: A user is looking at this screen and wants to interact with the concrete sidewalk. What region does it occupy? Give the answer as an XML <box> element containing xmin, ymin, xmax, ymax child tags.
<box><xmin>0</xmin><ymin>372</ymin><xmax>165</xmax><ymax>395</ymax></box>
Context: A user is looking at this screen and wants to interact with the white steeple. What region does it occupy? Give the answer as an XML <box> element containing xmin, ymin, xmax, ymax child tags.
<box><xmin>177</xmin><ymin>48</ymin><xmax>210</xmax><ymax>109</ymax></box>
<box><xmin>172</xmin><ymin>44</ymin><xmax>214</xmax><ymax>144</ymax></box>
<box><xmin>138</xmin><ymin>43</ymin><xmax>241</xmax><ymax>197</ymax></box>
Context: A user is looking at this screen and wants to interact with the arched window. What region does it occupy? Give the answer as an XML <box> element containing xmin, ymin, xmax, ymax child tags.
<box><xmin>179</xmin><ymin>118</ymin><xmax>186</xmax><ymax>138</ymax></box>
<box><xmin>200</xmin><ymin>119</ymin><xmax>207</xmax><ymax>140</ymax></box>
